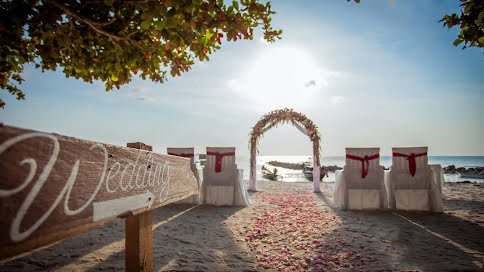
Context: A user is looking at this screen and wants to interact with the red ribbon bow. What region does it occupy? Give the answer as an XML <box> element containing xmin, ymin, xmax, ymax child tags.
<box><xmin>206</xmin><ymin>151</ymin><xmax>235</xmax><ymax>172</ymax></box>
<box><xmin>392</xmin><ymin>152</ymin><xmax>427</xmax><ymax>177</ymax></box>
<box><xmin>346</xmin><ymin>154</ymin><xmax>380</xmax><ymax>178</ymax></box>
<box><xmin>168</xmin><ymin>152</ymin><xmax>194</xmax><ymax>158</ymax></box>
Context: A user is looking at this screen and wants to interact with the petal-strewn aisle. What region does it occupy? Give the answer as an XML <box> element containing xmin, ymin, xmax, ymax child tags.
<box><xmin>241</xmin><ymin>192</ymin><xmax>370</xmax><ymax>271</ymax></box>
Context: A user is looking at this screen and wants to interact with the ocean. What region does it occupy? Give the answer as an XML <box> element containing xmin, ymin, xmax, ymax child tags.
<box><xmin>229</xmin><ymin>155</ymin><xmax>484</xmax><ymax>183</ymax></box>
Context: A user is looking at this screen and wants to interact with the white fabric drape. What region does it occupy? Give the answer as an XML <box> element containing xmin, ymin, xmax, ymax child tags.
<box><xmin>291</xmin><ymin>121</ymin><xmax>309</xmax><ymax>136</ymax></box>
<box><xmin>333</xmin><ymin>148</ymin><xmax>388</xmax><ymax>210</ymax></box>
<box><xmin>313</xmin><ymin>153</ymin><xmax>321</xmax><ymax>192</ymax></box>
<box><xmin>201</xmin><ymin>147</ymin><xmax>250</xmax><ymax>206</ymax></box>
<box><xmin>248</xmin><ymin>148</ymin><xmax>257</xmax><ymax>191</ymax></box>
<box><xmin>385</xmin><ymin>167</ymin><xmax>443</xmax><ymax>212</ymax></box>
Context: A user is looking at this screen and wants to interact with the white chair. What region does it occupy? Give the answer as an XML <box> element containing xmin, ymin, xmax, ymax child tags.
<box><xmin>200</xmin><ymin>147</ymin><xmax>250</xmax><ymax>206</ymax></box>
<box><xmin>386</xmin><ymin>147</ymin><xmax>443</xmax><ymax>212</ymax></box>
<box><xmin>334</xmin><ymin>148</ymin><xmax>387</xmax><ymax>210</ymax></box>
<box><xmin>167</xmin><ymin>147</ymin><xmax>201</xmax><ymax>204</ymax></box>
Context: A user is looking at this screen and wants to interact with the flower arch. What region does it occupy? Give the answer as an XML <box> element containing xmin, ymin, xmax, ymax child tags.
<box><xmin>248</xmin><ymin>108</ymin><xmax>322</xmax><ymax>192</ymax></box>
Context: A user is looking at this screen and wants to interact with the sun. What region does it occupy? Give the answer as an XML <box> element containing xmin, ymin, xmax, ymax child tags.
<box><xmin>229</xmin><ymin>46</ymin><xmax>325</xmax><ymax>108</ymax></box>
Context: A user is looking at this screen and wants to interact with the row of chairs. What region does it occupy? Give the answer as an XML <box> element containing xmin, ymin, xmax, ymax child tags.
<box><xmin>167</xmin><ymin>147</ymin><xmax>250</xmax><ymax>206</ymax></box>
<box><xmin>334</xmin><ymin>147</ymin><xmax>443</xmax><ymax>212</ymax></box>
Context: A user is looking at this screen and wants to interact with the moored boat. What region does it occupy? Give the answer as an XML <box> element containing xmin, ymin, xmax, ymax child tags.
<box><xmin>303</xmin><ymin>162</ymin><xmax>328</xmax><ymax>181</ymax></box>
<box><xmin>262</xmin><ymin>165</ymin><xmax>282</xmax><ymax>181</ymax></box>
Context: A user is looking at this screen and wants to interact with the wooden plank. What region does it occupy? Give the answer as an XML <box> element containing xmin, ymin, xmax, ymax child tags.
<box><xmin>127</xmin><ymin>142</ymin><xmax>153</xmax><ymax>152</ymax></box>
<box><xmin>125</xmin><ymin>142</ymin><xmax>153</xmax><ymax>272</ymax></box>
<box><xmin>0</xmin><ymin>125</ymin><xmax>198</xmax><ymax>260</ymax></box>
<box><xmin>126</xmin><ymin>211</ymin><xmax>153</xmax><ymax>272</ymax></box>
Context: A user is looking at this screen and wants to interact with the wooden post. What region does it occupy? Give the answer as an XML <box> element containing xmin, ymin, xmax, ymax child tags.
<box><xmin>125</xmin><ymin>142</ymin><xmax>153</xmax><ymax>272</ymax></box>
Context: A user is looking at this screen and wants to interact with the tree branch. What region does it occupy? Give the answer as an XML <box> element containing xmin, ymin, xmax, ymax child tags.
<box><xmin>46</xmin><ymin>0</ymin><xmax>122</xmax><ymax>41</ymax></box>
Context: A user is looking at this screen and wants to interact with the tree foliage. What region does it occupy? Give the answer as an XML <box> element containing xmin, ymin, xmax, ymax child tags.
<box><xmin>0</xmin><ymin>0</ymin><xmax>282</xmax><ymax>108</ymax></box>
<box><xmin>440</xmin><ymin>0</ymin><xmax>484</xmax><ymax>50</ymax></box>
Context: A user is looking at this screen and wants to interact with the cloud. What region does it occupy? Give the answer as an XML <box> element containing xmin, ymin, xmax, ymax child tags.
<box><xmin>304</xmin><ymin>80</ymin><xmax>316</xmax><ymax>87</ymax></box>
<box><xmin>128</xmin><ymin>87</ymin><xmax>151</xmax><ymax>94</ymax></box>
<box><xmin>330</xmin><ymin>96</ymin><xmax>345</xmax><ymax>104</ymax></box>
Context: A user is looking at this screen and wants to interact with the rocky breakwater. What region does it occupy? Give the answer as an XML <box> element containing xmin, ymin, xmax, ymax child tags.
<box><xmin>267</xmin><ymin>161</ymin><xmax>342</xmax><ymax>172</ymax></box>
<box><xmin>444</xmin><ymin>165</ymin><xmax>484</xmax><ymax>175</ymax></box>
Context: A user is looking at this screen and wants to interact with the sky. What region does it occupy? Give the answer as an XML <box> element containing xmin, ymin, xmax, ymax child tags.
<box><xmin>1</xmin><ymin>0</ymin><xmax>483</xmax><ymax>158</ymax></box>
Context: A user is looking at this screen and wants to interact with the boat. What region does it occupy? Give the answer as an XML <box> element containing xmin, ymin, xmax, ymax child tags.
<box><xmin>303</xmin><ymin>162</ymin><xmax>313</xmax><ymax>180</ymax></box>
<box><xmin>303</xmin><ymin>162</ymin><xmax>328</xmax><ymax>181</ymax></box>
<box><xmin>262</xmin><ymin>165</ymin><xmax>282</xmax><ymax>181</ymax></box>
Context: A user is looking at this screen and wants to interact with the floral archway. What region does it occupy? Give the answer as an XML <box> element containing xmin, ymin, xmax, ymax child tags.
<box><xmin>248</xmin><ymin>108</ymin><xmax>322</xmax><ymax>192</ymax></box>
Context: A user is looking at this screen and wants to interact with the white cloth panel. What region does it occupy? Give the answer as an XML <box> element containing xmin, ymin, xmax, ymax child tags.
<box><xmin>248</xmin><ymin>148</ymin><xmax>257</xmax><ymax>191</ymax></box>
<box><xmin>348</xmin><ymin>189</ymin><xmax>381</xmax><ymax>210</ymax></box>
<box><xmin>205</xmin><ymin>186</ymin><xmax>235</xmax><ymax>206</ymax></box>
<box><xmin>291</xmin><ymin>121</ymin><xmax>309</xmax><ymax>136</ymax></box>
<box><xmin>387</xmin><ymin>147</ymin><xmax>443</xmax><ymax>212</ymax></box>
<box><xmin>429</xmin><ymin>164</ymin><xmax>444</xmax><ymax>193</ymax></box>
<box><xmin>395</xmin><ymin>190</ymin><xmax>430</xmax><ymax>211</ymax></box>
<box><xmin>313</xmin><ymin>154</ymin><xmax>321</xmax><ymax>193</ymax></box>
<box><xmin>345</xmin><ymin>147</ymin><xmax>381</xmax><ymax>170</ymax></box>
<box><xmin>333</xmin><ymin>148</ymin><xmax>387</xmax><ymax>210</ymax></box>
<box><xmin>201</xmin><ymin>147</ymin><xmax>250</xmax><ymax>206</ymax></box>
<box><xmin>237</xmin><ymin>169</ymin><xmax>251</xmax><ymax>205</ymax></box>
<box><xmin>392</xmin><ymin>146</ymin><xmax>428</xmax><ymax>171</ymax></box>
<box><xmin>205</xmin><ymin>147</ymin><xmax>236</xmax><ymax>171</ymax></box>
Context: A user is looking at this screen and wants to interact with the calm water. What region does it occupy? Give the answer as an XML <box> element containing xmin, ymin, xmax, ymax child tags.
<box><xmin>229</xmin><ymin>155</ymin><xmax>484</xmax><ymax>183</ymax></box>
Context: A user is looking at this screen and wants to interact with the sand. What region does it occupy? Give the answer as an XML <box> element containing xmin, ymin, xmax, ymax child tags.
<box><xmin>0</xmin><ymin>181</ymin><xmax>483</xmax><ymax>271</ymax></box>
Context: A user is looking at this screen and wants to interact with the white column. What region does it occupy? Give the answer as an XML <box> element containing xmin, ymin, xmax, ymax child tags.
<box><xmin>313</xmin><ymin>151</ymin><xmax>321</xmax><ymax>193</ymax></box>
<box><xmin>248</xmin><ymin>148</ymin><xmax>257</xmax><ymax>191</ymax></box>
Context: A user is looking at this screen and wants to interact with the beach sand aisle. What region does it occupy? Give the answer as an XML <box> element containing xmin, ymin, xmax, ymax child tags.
<box><xmin>0</xmin><ymin>181</ymin><xmax>483</xmax><ymax>271</ymax></box>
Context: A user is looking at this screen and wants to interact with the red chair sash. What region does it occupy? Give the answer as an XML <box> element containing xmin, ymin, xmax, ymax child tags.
<box><xmin>392</xmin><ymin>152</ymin><xmax>427</xmax><ymax>177</ymax></box>
<box><xmin>168</xmin><ymin>152</ymin><xmax>194</xmax><ymax>158</ymax></box>
<box><xmin>346</xmin><ymin>154</ymin><xmax>379</xmax><ymax>179</ymax></box>
<box><xmin>206</xmin><ymin>151</ymin><xmax>235</xmax><ymax>172</ymax></box>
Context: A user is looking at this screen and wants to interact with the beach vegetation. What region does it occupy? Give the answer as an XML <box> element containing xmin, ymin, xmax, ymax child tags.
<box><xmin>440</xmin><ymin>0</ymin><xmax>484</xmax><ymax>50</ymax></box>
<box><xmin>0</xmin><ymin>0</ymin><xmax>282</xmax><ymax>108</ymax></box>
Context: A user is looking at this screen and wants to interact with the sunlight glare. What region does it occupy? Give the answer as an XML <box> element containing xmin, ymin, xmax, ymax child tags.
<box><xmin>229</xmin><ymin>46</ymin><xmax>325</xmax><ymax>108</ymax></box>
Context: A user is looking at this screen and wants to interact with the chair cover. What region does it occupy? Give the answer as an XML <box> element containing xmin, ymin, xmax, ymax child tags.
<box><xmin>200</xmin><ymin>147</ymin><xmax>250</xmax><ymax>206</ymax></box>
<box><xmin>386</xmin><ymin>147</ymin><xmax>443</xmax><ymax>212</ymax></box>
<box><xmin>334</xmin><ymin>148</ymin><xmax>387</xmax><ymax>210</ymax></box>
<box><xmin>167</xmin><ymin>147</ymin><xmax>201</xmax><ymax>204</ymax></box>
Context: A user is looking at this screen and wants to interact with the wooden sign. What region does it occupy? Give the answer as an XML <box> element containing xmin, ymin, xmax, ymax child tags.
<box><xmin>0</xmin><ymin>125</ymin><xmax>198</xmax><ymax>260</ymax></box>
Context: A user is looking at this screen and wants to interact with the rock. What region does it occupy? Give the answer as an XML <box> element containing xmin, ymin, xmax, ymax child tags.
<box><xmin>444</xmin><ymin>165</ymin><xmax>456</xmax><ymax>174</ymax></box>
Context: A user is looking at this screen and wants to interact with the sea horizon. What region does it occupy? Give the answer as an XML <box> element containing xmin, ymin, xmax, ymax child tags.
<box><xmin>219</xmin><ymin>155</ymin><xmax>484</xmax><ymax>183</ymax></box>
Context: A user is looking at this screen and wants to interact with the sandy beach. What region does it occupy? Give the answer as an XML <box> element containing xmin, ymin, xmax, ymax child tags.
<box><xmin>0</xmin><ymin>181</ymin><xmax>483</xmax><ymax>271</ymax></box>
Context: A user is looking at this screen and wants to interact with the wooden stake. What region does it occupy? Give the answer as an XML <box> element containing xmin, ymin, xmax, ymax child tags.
<box><xmin>125</xmin><ymin>211</ymin><xmax>153</xmax><ymax>272</ymax></box>
<box><xmin>125</xmin><ymin>142</ymin><xmax>153</xmax><ymax>272</ymax></box>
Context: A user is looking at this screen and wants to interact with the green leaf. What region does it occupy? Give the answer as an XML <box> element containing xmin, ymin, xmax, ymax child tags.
<box><xmin>154</xmin><ymin>21</ymin><xmax>165</xmax><ymax>30</ymax></box>
<box><xmin>453</xmin><ymin>38</ymin><xmax>464</xmax><ymax>46</ymax></box>
<box><xmin>141</xmin><ymin>20</ymin><xmax>152</xmax><ymax>30</ymax></box>
<box><xmin>233</xmin><ymin>1</ymin><xmax>239</xmax><ymax>10</ymax></box>
<box><xmin>111</xmin><ymin>74</ymin><xmax>119</xmax><ymax>82</ymax></box>
<box><xmin>104</xmin><ymin>0</ymin><xmax>114</xmax><ymax>6</ymax></box>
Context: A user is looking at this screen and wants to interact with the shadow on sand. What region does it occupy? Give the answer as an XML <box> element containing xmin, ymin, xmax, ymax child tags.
<box><xmin>0</xmin><ymin>203</ymin><xmax>256</xmax><ymax>272</ymax></box>
<box><xmin>314</xmin><ymin>191</ymin><xmax>484</xmax><ymax>271</ymax></box>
